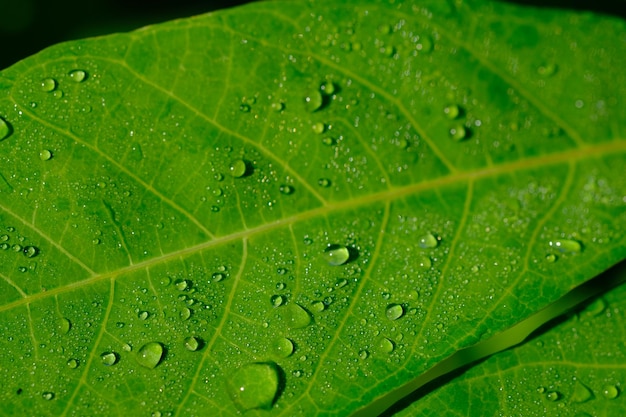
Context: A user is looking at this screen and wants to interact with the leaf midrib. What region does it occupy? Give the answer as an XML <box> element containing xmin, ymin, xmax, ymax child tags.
<box><xmin>1</xmin><ymin>138</ymin><xmax>623</xmax><ymax>313</ymax></box>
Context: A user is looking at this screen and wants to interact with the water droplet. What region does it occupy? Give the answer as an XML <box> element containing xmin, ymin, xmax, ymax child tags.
<box><xmin>321</xmin><ymin>136</ymin><xmax>335</xmax><ymax>146</ymax></box>
<box><xmin>549</xmin><ymin>239</ymin><xmax>582</xmax><ymax>254</ymax></box>
<box><xmin>12</xmin><ymin>244</ymin><xmax>22</xmax><ymax>252</ymax></box>
<box><xmin>270</xmin><ymin>294</ymin><xmax>284</xmax><ymax>307</ymax></box>
<box><xmin>0</xmin><ymin>116</ymin><xmax>12</xmax><ymax>141</ymax></box>
<box><xmin>279</xmin><ymin>184</ymin><xmax>294</xmax><ymax>195</ymax></box>
<box><xmin>418</xmin><ymin>233</ymin><xmax>438</xmax><ymax>249</ymax></box>
<box><xmin>378</xmin><ymin>24</ymin><xmax>392</xmax><ymax>34</ymax></box>
<box><xmin>312</xmin><ymin>122</ymin><xmax>325</xmax><ymax>134</ymax></box>
<box><xmin>100</xmin><ymin>351</ymin><xmax>119</xmax><ymax>366</ymax></box>
<box><xmin>18</xmin><ymin>266</ymin><xmax>27</xmax><ymax>273</ymax></box>
<box><xmin>57</xmin><ymin>317</ymin><xmax>71</xmax><ymax>334</ymax></box>
<box><xmin>0</xmin><ymin>234</ymin><xmax>8</xmax><ymax>242</ymax></box>
<box><xmin>40</xmin><ymin>78</ymin><xmax>57</xmax><ymax>92</ymax></box>
<box><xmin>546</xmin><ymin>391</ymin><xmax>561</xmax><ymax>401</ymax></box>
<box><xmin>68</xmin><ymin>69</ymin><xmax>87</xmax><ymax>82</ymax></box>
<box><xmin>0</xmin><ymin>243</ymin><xmax>8</xmax><ymax>250</ymax></box>
<box><xmin>136</xmin><ymin>342</ymin><xmax>164</xmax><ymax>369</ymax></box>
<box><xmin>359</xmin><ymin>350</ymin><xmax>369</xmax><ymax>360</ymax></box>
<box><xmin>538</xmin><ymin>63</ymin><xmax>558</xmax><ymax>77</ymax></box>
<box><xmin>271</xmin><ymin>337</ymin><xmax>294</xmax><ymax>358</ymax></box>
<box><xmin>318</xmin><ymin>178</ymin><xmax>331</xmax><ymax>188</ymax></box>
<box><xmin>449</xmin><ymin>124</ymin><xmax>468</xmax><ymax>141</ymax></box>
<box><xmin>379</xmin><ymin>338</ymin><xmax>395</xmax><ymax>354</ymax></box>
<box><xmin>311</xmin><ymin>300</ymin><xmax>325</xmax><ymax>312</ymax></box>
<box><xmin>271</xmin><ymin>102</ymin><xmax>284</xmax><ymax>112</ymax></box>
<box><xmin>66</xmin><ymin>358</ymin><xmax>79</xmax><ymax>369</ymax></box>
<box><xmin>545</xmin><ymin>254</ymin><xmax>557</xmax><ymax>263</ymax></box>
<box><xmin>571</xmin><ymin>381</ymin><xmax>593</xmax><ymax>403</ymax></box>
<box><xmin>323</xmin><ymin>244</ymin><xmax>350</xmax><ymax>266</ymax></box>
<box><xmin>443</xmin><ymin>104</ymin><xmax>461</xmax><ymax>120</ymax></box>
<box><xmin>416</xmin><ymin>35</ymin><xmax>433</xmax><ymax>52</ymax></box>
<box><xmin>23</xmin><ymin>245</ymin><xmax>39</xmax><ymax>258</ymax></box>
<box><xmin>175</xmin><ymin>279</ymin><xmax>190</xmax><ymax>291</ymax></box>
<box><xmin>180</xmin><ymin>307</ymin><xmax>192</xmax><ymax>320</ymax></box>
<box><xmin>275</xmin><ymin>282</ymin><xmax>286</xmax><ymax>290</ymax></box>
<box><xmin>292</xmin><ymin>369</ymin><xmax>302</xmax><ymax>377</ymax></box>
<box><xmin>229</xmin><ymin>159</ymin><xmax>248</xmax><ymax>178</ymax></box>
<box><xmin>335</xmin><ymin>278</ymin><xmax>348</xmax><ymax>288</ymax></box>
<box><xmin>39</xmin><ymin>149</ymin><xmax>53</xmax><ymax>161</ymax></box>
<box><xmin>52</xmin><ymin>90</ymin><xmax>64</xmax><ymax>99</ymax></box>
<box><xmin>305</xmin><ymin>90</ymin><xmax>323</xmax><ymax>112</ymax></box>
<box><xmin>122</xmin><ymin>343</ymin><xmax>132</xmax><ymax>352</ymax></box>
<box><xmin>226</xmin><ymin>362</ymin><xmax>281</xmax><ymax>411</ymax></box>
<box><xmin>320</xmin><ymin>81</ymin><xmax>335</xmax><ymax>95</ymax></box>
<box><xmin>584</xmin><ymin>297</ymin><xmax>607</xmax><ymax>316</ymax></box>
<box><xmin>137</xmin><ymin>311</ymin><xmax>149</xmax><ymax>320</ymax></box>
<box><xmin>239</xmin><ymin>103</ymin><xmax>251</xmax><ymax>112</ymax></box>
<box><xmin>303</xmin><ymin>236</ymin><xmax>313</xmax><ymax>245</ymax></box>
<box><xmin>418</xmin><ymin>255</ymin><xmax>431</xmax><ymax>269</ymax></box>
<box><xmin>386</xmin><ymin>304</ymin><xmax>405</xmax><ymax>321</ymax></box>
<box><xmin>42</xmin><ymin>391</ymin><xmax>55</xmax><ymax>401</ymax></box>
<box><xmin>184</xmin><ymin>336</ymin><xmax>201</xmax><ymax>352</ymax></box>
<box><xmin>212</xmin><ymin>272</ymin><xmax>225</xmax><ymax>282</ymax></box>
<box><xmin>284</xmin><ymin>304</ymin><xmax>311</xmax><ymax>328</ymax></box>
<box><xmin>602</xmin><ymin>384</ymin><xmax>620</xmax><ymax>399</ymax></box>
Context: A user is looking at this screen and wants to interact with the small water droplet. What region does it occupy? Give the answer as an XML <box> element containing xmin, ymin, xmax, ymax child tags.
<box><xmin>386</xmin><ymin>304</ymin><xmax>405</xmax><ymax>321</ymax></box>
<box><xmin>42</xmin><ymin>391</ymin><xmax>55</xmax><ymax>401</ymax></box>
<box><xmin>418</xmin><ymin>233</ymin><xmax>438</xmax><ymax>249</ymax></box>
<box><xmin>279</xmin><ymin>184</ymin><xmax>294</xmax><ymax>195</ymax></box>
<box><xmin>184</xmin><ymin>336</ymin><xmax>201</xmax><ymax>352</ymax></box>
<box><xmin>323</xmin><ymin>244</ymin><xmax>350</xmax><ymax>266</ymax></box>
<box><xmin>571</xmin><ymin>381</ymin><xmax>593</xmax><ymax>403</ymax></box>
<box><xmin>271</xmin><ymin>102</ymin><xmax>284</xmax><ymax>112</ymax></box>
<box><xmin>175</xmin><ymin>279</ymin><xmax>191</xmax><ymax>291</ymax></box>
<box><xmin>180</xmin><ymin>307</ymin><xmax>192</xmax><ymax>321</ymax></box>
<box><xmin>226</xmin><ymin>362</ymin><xmax>281</xmax><ymax>411</ymax></box>
<box><xmin>443</xmin><ymin>104</ymin><xmax>461</xmax><ymax>120</ymax></box>
<box><xmin>23</xmin><ymin>245</ymin><xmax>39</xmax><ymax>258</ymax></box>
<box><xmin>57</xmin><ymin>317</ymin><xmax>71</xmax><ymax>334</ymax></box>
<box><xmin>418</xmin><ymin>255</ymin><xmax>431</xmax><ymax>269</ymax></box>
<box><xmin>229</xmin><ymin>159</ymin><xmax>249</xmax><ymax>178</ymax></box>
<box><xmin>52</xmin><ymin>90</ymin><xmax>64</xmax><ymax>99</ymax></box>
<box><xmin>37</xmin><ymin>149</ymin><xmax>52</xmax><ymax>161</ymax></box>
<box><xmin>312</xmin><ymin>122</ymin><xmax>325</xmax><ymax>134</ymax></box>
<box><xmin>379</xmin><ymin>338</ymin><xmax>395</xmax><ymax>354</ymax></box>
<box><xmin>68</xmin><ymin>69</ymin><xmax>87</xmax><ymax>82</ymax></box>
<box><xmin>546</xmin><ymin>391</ymin><xmax>561</xmax><ymax>401</ymax></box>
<box><xmin>321</xmin><ymin>136</ymin><xmax>336</xmax><ymax>146</ymax></box>
<box><xmin>549</xmin><ymin>239</ymin><xmax>582</xmax><ymax>254</ymax></box>
<box><xmin>66</xmin><ymin>358</ymin><xmax>79</xmax><ymax>369</ymax></box>
<box><xmin>305</xmin><ymin>90</ymin><xmax>323</xmax><ymax>112</ymax></box>
<box><xmin>270</xmin><ymin>294</ymin><xmax>284</xmax><ymax>307</ymax></box>
<box><xmin>40</xmin><ymin>78</ymin><xmax>57</xmax><ymax>92</ymax></box>
<box><xmin>602</xmin><ymin>384</ymin><xmax>620</xmax><ymax>399</ymax></box>
<box><xmin>545</xmin><ymin>254</ymin><xmax>557</xmax><ymax>263</ymax></box>
<box><xmin>416</xmin><ymin>35</ymin><xmax>433</xmax><ymax>52</ymax></box>
<box><xmin>212</xmin><ymin>272</ymin><xmax>225</xmax><ymax>282</ymax></box>
<box><xmin>284</xmin><ymin>303</ymin><xmax>311</xmax><ymax>328</ymax></box>
<box><xmin>303</xmin><ymin>236</ymin><xmax>313</xmax><ymax>245</ymax></box>
<box><xmin>449</xmin><ymin>124</ymin><xmax>468</xmax><ymax>141</ymax></box>
<box><xmin>318</xmin><ymin>178</ymin><xmax>331</xmax><ymax>188</ymax></box>
<box><xmin>271</xmin><ymin>337</ymin><xmax>294</xmax><ymax>358</ymax></box>
<box><xmin>275</xmin><ymin>282</ymin><xmax>286</xmax><ymax>290</ymax></box>
<box><xmin>378</xmin><ymin>24</ymin><xmax>392</xmax><ymax>34</ymax></box>
<box><xmin>136</xmin><ymin>342</ymin><xmax>164</xmax><ymax>369</ymax></box>
<box><xmin>359</xmin><ymin>350</ymin><xmax>369</xmax><ymax>360</ymax></box>
<box><xmin>0</xmin><ymin>234</ymin><xmax>8</xmax><ymax>242</ymax></box>
<box><xmin>320</xmin><ymin>81</ymin><xmax>335</xmax><ymax>95</ymax></box>
<box><xmin>0</xmin><ymin>116</ymin><xmax>12</xmax><ymax>141</ymax></box>
<box><xmin>138</xmin><ymin>311</ymin><xmax>149</xmax><ymax>320</ymax></box>
<box><xmin>311</xmin><ymin>300</ymin><xmax>325</xmax><ymax>312</ymax></box>
<box><xmin>100</xmin><ymin>351</ymin><xmax>119</xmax><ymax>366</ymax></box>
<box><xmin>18</xmin><ymin>266</ymin><xmax>28</xmax><ymax>273</ymax></box>
<box><xmin>122</xmin><ymin>343</ymin><xmax>132</xmax><ymax>352</ymax></box>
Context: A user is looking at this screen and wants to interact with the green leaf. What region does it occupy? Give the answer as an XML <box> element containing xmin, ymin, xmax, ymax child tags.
<box><xmin>0</xmin><ymin>0</ymin><xmax>625</xmax><ymax>416</ymax></box>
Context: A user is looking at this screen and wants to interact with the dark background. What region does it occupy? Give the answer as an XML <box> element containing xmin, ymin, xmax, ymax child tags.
<box><xmin>0</xmin><ymin>0</ymin><xmax>623</xmax><ymax>70</ymax></box>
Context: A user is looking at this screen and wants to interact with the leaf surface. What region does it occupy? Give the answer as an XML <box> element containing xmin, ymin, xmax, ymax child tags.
<box><xmin>0</xmin><ymin>0</ymin><xmax>625</xmax><ymax>416</ymax></box>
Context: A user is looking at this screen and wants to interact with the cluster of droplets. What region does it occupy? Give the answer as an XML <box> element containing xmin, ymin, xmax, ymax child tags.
<box><xmin>0</xmin><ymin>226</ymin><xmax>41</xmax><ymax>272</ymax></box>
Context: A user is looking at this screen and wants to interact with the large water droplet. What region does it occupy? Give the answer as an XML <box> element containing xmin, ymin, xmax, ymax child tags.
<box><xmin>312</xmin><ymin>122</ymin><xmax>325</xmax><ymax>134</ymax></box>
<box><xmin>571</xmin><ymin>381</ymin><xmax>593</xmax><ymax>403</ymax></box>
<box><xmin>323</xmin><ymin>244</ymin><xmax>350</xmax><ymax>266</ymax></box>
<box><xmin>136</xmin><ymin>342</ymin><xmax>164</xmax><ymax>369</ymax></box>
<box><xmin>271</xmin><ymin>337</ymin><xmax>294</xmax><ymax>358</ymax></box>
<box><xmin>385</xmin><ymin>304</ymin><xmax>404</xmax><ymax>321</ymax></box>
<box><xmin>175</xmin><ymin>279</ymin><xmax>191</xmax><ymax>291</ymax></box>
<box><xmin>418</xmin><ymin>233</ymin><xmax>438</xmax><ymax>249</ymax></box>
<box><xmin>67</xmin><ymin>358</ymin><xmax>79</xmax><ymax>369</ymax></box>
<box><xmin>270</xmin><ymin>294</ymin><xmax>284</xmax><ymax>307</ymax></box>
<box><xmin>602</xmin><ymin>384</ymin><xmax>620</xmax><ymax>399</ymax></box>
<box><xmin>549</xmin><ymin>239</ymin><xmax>582</xmax><ymax>254</ymax></box>
<box><xmin>449</xmin><ymin>124</ymin><xmax>468</xmax><ymax>141</ymax></box>
<box><xmin>379</xmin><ymin>338</ymin><xmax>395</xmax><ymax>354</ymax></box>
<box><xmin>57</xmin><ymin>317</ymin><xmax>71</xmax><ymax>334</ymax></box>
<box><xmin>39</xmin><ymin>150</ymin><xmax>53</xmax><ymax>161</ymax></box>
<box><xmin>0</xmin><ymin>116</ymin><xmax>12</xmax><ymax>141</ymax></box>
<box><xmin>418</xmin><ymin>255</ymin><xmax>432</xmax><ymax>269</ymax></box>
<box><xmin>284</xmin><ymin>304</ymin><xmax>311</xmax><ymax>329</ymax></box>
<box><xmin>184</xmin><ymin>336</ymin><xmax>201</xmax><ymax>352</ymax></box>
<box><xmin>443</xmin><ymin>104</ymin><xmax>461</xmax><ymax>120</ymax></box>
<box><xmin>23</xmin><ymin>245</ymin><xmax>39</xmax><ymax>258</ymax></box>
<box><xmin>68</xmin><ymin>69</ymin><xmax>87</xmax><ymax>83</ymax></box>
<box><xmin>100</xmin><ymin>351</ymin><xmax>119</xmax><ymax>366</ymax></box>
<box><xmin>40</xmin><ymin>78</ymin><xmax>57</xmax><ymax>92</ymax></box>
<box><xmin>305</xmin><ymin>90</ymin><xmax>323</xmax><ymax>112</ymax></box>
<box><xmin>229</xmin><ymin>159</ymin><xmax>249</xmax><ymax>178</ymax></box>
<box><xmin>137</xmin><ymin>311</ymin><xmax>149</xmax><ymax>320</ymax></box>
<box><xmin>226</xmin><ymin>362</ymin><xmax>281</xmax><ymax>411</ymax></box>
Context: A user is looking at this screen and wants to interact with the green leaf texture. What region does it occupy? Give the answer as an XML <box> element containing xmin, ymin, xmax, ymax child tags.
<box><xmin>0</xmin><ymin>0</ymin><xmax>625</xmax><ymax>415</ymax></box>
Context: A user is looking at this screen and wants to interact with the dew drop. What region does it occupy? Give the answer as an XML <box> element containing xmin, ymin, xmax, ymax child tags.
<box><xmin>320</xmin><ymin>81</ymin><xmax>335</xmax><ymax>95</ymax></box>
<box><xmin>305</xmin><ymin>90</ymin><xmax>323</xmax><ymax>112</ymax></box>
<box><xmin>271</xmin><ymin>337</ymin><xmax>294</xmax><ymax>358</ymax></box>
<box><xmin>323</xmin><ymin>244</ymin><xmax>350</xmax><ymax>266</ymax></box>
<box><xmin>312</xmin><ymin>122</ymin><xmax>325</xmax><ymax>134</ymax></box>
<box><xmin>571</xmin><ymin>381</ymin><xmax>593</xmax><ymax>403</ymax></box>
<box><xmin>39</xmin><ymin>150</ymin><xmax>53</xmax><ymax>161</ymax></box>
<box><xmin>239</xmin><ymin>103</ymin><xmax>251</xmax><ymax>112</ymax></box>
<box><xmin>318</xmin><ymin>178</ymin><xmax>331</xmax><ymax>188</ymax></box>
<box><xmin>0</xmin><ymin>116</ymin><xmax>12</xmax><ymax>141</ymax></box>
<box><xmin>226</xmin><ymin>362</ymin><xmax>281</xmax><ymax>411</ymax></box>
<box><xmin>602</xmin><ymin>384</ymin><xmax>620</xmax><ymax>399</ymax></box>
<box><xmin>137</xmin><ymin>311</ymin><xmax>149</xmax><ymax>320</ymax></box>
<box><xmin>57</xmin><ymin>317</ymin><xmax>71</xmax><ymax>334</ymax></box>
<box><xmin>122</xmin><ymin>343</ymin><xmax>132</xmax><ymax>352</ymax></box>
<box><xmin>42</xmin><ymin>391</ymin><xmax>55</xmax><ymax>401</ymax></box>
<box><xmin>229</xmin><ymin>159</ymin><xmax>248</xmax><ymax>178</ymax></box>
<box><xmin>40</xmin><ymin>78</ymin><xmax>57</xmax><ymax>92</ymax></box>
<box><xmin>546</xmin><ymin>391</ymin><xmax>561</xmax><ymax>401</ymax></box>
<box><xmin>284</xmin><ymin>303</ymin><xmax>311</xmax><ymax>328</ymax></box>
<box><xmin>100</xmin><ymin>351</ymin><xmax>119</xmax><ymax>366</ymax></box>
<box><xmin>68</xmin><ymin>69</ymin><xmax>87</xmax><ymax>82</ymax></box>
<box><xmin>0</xmin><ymin>234</ymin><xmax>8</xmax><ymax>242</ymax></box>
<box><xmin>538</xmin><ymin>63</ymin><xmax>558</xmax><ymax>77</ymax></box>
<box><xmin>311</xmin><ymin>300</ymin><xmax>325</xmax><ymax>312</ymax></box>
<box><xmin>321</xmin><ymin>136</ymin><xmax>335</xmax><ymax>146</ymax></box>
<box><xmin>212</xmin><ymin>272</ymin><xmax>225</xmax><ymax>282</ymax></box>
<box><xmin>359</xmin><ymin>350</ymin><xmax>369</xmax><ymax>360</ymax></box>
<box><xmin>271</xmin><ymin>102</ymin><xmax>284</xmax><ymax>112</ymax></box>
<box><xmin>136</xmin><ymin>342</ymin><xmax>164</xmax><ymax>369</ymax></box>
<box><xmin>418</xmin><ymin>255</ymin><xmax>432</xmax><ymax>269</ymax></box>
<box><xmin>66</xmin><ymin>358</ymin><xmax>79</xmax><ymax>369</ymax></box>
<box><xmin>52</xmin><ymin>90</ymin><xmax>64</xmax><ymax>99</ymax></box>
<box><xmin>275</xmin><ymin>282</ymin><xmax>286</xmax><ymax>290</ymax></box>
<box><xmin>175</xmin><ymin>279</ymin><xmax>191</xmax><ymax>291</ymax></box>
<box><xmin>443</xmin><ymin>104</ymin><xmax>461</xmax><ymax>120</ymax></box>
<box><xmin>418</xmin><ymin>233</ymin><xmax>438</xmax><ymax>249</ymax></box>
<box><xmin>386</xmin><ymin>304</ymin><xmax>405</xmax><ymax>321</ymax></box>
<box><xmin>549</xmin><ymin>239</ymin><xmax>582</xmax><ymax>254</ymax></box>
<box><xmin>416</xmin><ymin>35</ymin><xmax>433</xmax><ymax>52</ymax></box>
<box><xmin>180</xmin><ymin>307</ymin><xmax>192</xmax><ymax>321</ymax></box>
<box><xmin>270</xmin><ymin>294</ymin><xmax>284</xmax><ymax>307</ymax></box>
<box><xmin>23</xmin><ymin>245</ymin><xmax>39</xmax><ymax>258</ymax></box>
<box><xmin>184</xmin><ymin>336</ymin><xmax>201</xmax><ymax>352</ymax></box>
<box><xmin>449</xmin><ymin>124</ymin><xmax>468</xmax><ymax>141</ymax></box>
<box><xmin>545</xmin><ymin>254</ymin><xmax>557</xmax><ymax>263</ymax></box>
<box><xmin>279</xmin><ymin>184</ymin><xmax>294</xmax><ymax>195</ymax></box>
<box><xmin>379</xmin><ymin>337</ymin><xmax>395</xmax><ymax>354</ymax></box>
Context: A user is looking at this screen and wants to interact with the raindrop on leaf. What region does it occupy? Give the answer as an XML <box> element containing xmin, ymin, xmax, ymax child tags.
<box><xmin>40</xmin><ymin>78</ymin><xmax>57</xmax><ymax>92</ymax></box>
<box><xmin>100</xmin><ymin>352</ymin><xmax>119</xmax><ymax>366</ymax></box>
<box><xmin>226</xmin><ymin>362</ymin><xmax>281</xmax><ymax>411</ymax></box>
<box><xmin>68</xmin><ymin>69</ymin><xmax>87</xmax><ymax>82</ymax></box>
<box><xmin>136</xmin><ymin>342</ymin><xmax>164</xmax><ymax>369</ymax></box>
<box><xmin>323</xmin><ymin>244</ymin><xmax>350</xmax><ymax>266</ymax></box>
